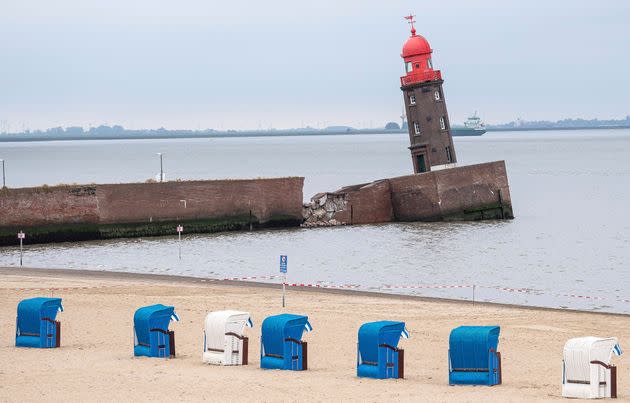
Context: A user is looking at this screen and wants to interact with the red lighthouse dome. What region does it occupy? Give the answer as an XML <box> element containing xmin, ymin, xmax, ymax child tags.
<box><xmin>401</xmin><ymin>32</ymin><xmax>432</xmax><ymax>58</ymax></box>
<box><xmin>400</xmin><ymin>17</ymin><xmax>441</xmax><ymax>86</ymax></box>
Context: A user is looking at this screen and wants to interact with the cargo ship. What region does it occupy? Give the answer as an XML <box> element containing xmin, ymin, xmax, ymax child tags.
<box><xmin>451</xmin><ymin>112</ymin><xmax>486</xmax><ymax>136</ymax></box>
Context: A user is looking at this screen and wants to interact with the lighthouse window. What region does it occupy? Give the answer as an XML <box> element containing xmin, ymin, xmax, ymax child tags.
<box><xmin>434</xmin><ymin>90</ymin><xmax>441</xmax><ymax>101</ymax></box>
<box><xmin>413</xmin><ymin>122</ymin><xmax>421</xmax><ymax>135</ymax></box>
<box><xmin>427</xmin><ymin>58</ymin><xmax>433</xmax><ymax>69</ymax></box>
<box><xmin>405</xmin><ymin>61</ymin><xmax>413</xmax><ymax>73</ymax></box>
<box><xmin>440</xmin><ymin>116</ymin><xmax>447</xmax><ymax>130</ymax></box>
<box><xmin>409</xmin><ymin>95</ymin><xmax>416</xmax><ymax>105</ymax></box>
<box><xmin>446</xmin><ymin>146</ymin><xmax>453</xmax><ymax>163</ymax></box>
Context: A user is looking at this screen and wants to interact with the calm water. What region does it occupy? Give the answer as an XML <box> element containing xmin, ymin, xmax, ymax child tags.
<box><xmin>1</xmin><ymin>130</ymin><xmax>629</xmax><ymax>313</ymax></box>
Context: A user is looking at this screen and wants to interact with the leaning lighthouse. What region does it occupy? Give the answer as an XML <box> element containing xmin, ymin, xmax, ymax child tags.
<box><xmin>400</xmin><ymin>16</ymin><xmax>456</xmax><ymax>173</ymax></box>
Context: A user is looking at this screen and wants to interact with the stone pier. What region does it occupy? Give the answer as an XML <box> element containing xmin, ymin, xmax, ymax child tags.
<box><xmin>302</xmin><ymin>161</ymin><xmax>513</xmax><ymax>227</ymax></box>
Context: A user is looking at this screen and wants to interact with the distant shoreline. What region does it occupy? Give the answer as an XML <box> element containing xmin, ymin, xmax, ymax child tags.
<box><xmin>0</xmin><ymin>125</ymin><xmax>629</xmax><ymax>143</ymax></box>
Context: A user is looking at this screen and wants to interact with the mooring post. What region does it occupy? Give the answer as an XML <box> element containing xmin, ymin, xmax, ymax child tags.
<box><xmin>176</xmin><ymin>225</ymin><xmax>183</xmax><ymax>260</ymax></box>
<box><xmin>498</xmin><ymin>189</ymin><xmax>505</xmax><ymax>219</ymax></box>
<box><xmin>0</xmin><ymin>159</ymin><xmax>5</xmax><ymax>188</ymax></box>
<box><xmin>249</xmin><ymin>210</ymin><xmax>253</xmax><ymax>231</ymax></box>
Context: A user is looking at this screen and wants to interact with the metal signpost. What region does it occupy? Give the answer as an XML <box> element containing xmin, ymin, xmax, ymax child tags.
<box><xmin>18</xmin><ymin>231</ymin><xmax>25</xmax><ymax>266</ymax></box>
<box><xmin>176</xmin><ymin>225</ymin><xmax>183</xmax><ymax>259</ymax></box>
<box><xmin>280</xmin><ymin>255</ymin><xmax>287</xmax><ymax>307</ymax></box>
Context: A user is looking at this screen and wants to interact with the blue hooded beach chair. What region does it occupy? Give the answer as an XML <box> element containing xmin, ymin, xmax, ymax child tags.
<box><xmin>260</xmin><ymin>314</ymin><xmax>312</xmax><ymax>371</ymax></box>
<box><xmin>357</xmin><ymin>321</ymin><xmax>409</xmax><ymax>379</ymax></box>
<box><xmin>133</xmin><ymin>304</ymin><xmax>180</xmax><ymax>358</ymax></box>
<box><xmin>448</xmin><ymin>326</ymin><xmax>502</xmax><ymax>386</ymax></box>
<box><xmin>15</xmin><ymin>297</ymin><xmax>64</xmax><ymax>348</ymax></box>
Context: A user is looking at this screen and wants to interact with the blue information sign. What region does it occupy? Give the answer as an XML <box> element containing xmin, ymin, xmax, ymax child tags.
<box><xmin>279</xmin><ymin>255</ymin><xmax>288</xmax><ymax>273</ymax></box>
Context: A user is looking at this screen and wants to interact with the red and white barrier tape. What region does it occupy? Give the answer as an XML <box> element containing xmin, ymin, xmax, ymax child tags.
<box><xmin>222</xmin><ymin>275</ymin><xmax>280</xmax><ymax>281</ymax></box>
<box><xmin>221</xmin><ymin>277</ymin><xmax>627</xmax><ymax>302</ymax></box>
<box><xmin>220</xmin><ymin>275</ymin><xmax>359</xmax><ymax>289</ymax></box>
<box><xmin>380</xmin><ymin>283</ymin><xmax>630</xmax><ymax>304</ymax></box>
<box><xmin>559</xmin><ymin>293</ymin><xmax>607</xmax><ymax>301</ymax></box>
<box><xmin>11</xmin><ymin>285</ymin><xmax>116</xmax><ymax>292</ymax></box>
<box><xmin>286</xmin><ymin>282</ymin><xmax>360</xmax><ymax>289</ymax></box>
<box><xmin>8</xmin><ymin>275</ymin><xmax>630</xmax><ymax>305</ymax></box>
<box><xmin>383</xmin><ymin>284</ymin><xmax>471</xmax><ymax>290</ymax></box>
<box><xmin>479</xmin><ymin>285</ymin><xmax>540</xmax><ymax>294</ymax></box>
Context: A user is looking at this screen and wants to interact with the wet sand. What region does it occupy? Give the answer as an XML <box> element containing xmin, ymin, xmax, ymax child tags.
<box><xmin>0</xmin><ymin>267</ymin><xmax>628</xmax><ymax>402</ymax></box>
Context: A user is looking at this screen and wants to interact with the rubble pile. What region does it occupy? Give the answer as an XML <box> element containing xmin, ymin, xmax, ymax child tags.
<box><xmin>301</xmin><ymin>192</ymin><xmax>347</xmax><ymax>228</ymax></box>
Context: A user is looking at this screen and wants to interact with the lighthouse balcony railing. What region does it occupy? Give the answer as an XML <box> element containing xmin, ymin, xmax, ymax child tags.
<box><xmin>400</xmin><ymin>70</ymin><xmax>442</xmax><ymax>86</ymax></box>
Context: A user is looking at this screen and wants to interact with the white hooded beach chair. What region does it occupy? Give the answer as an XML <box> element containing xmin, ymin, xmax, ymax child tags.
<box><xmin>562</xmin><ymin>337</ymin><xmax>623</xmax><ymax>399</ymax></box>
<box><xmin>203</xmin><ymin>310</ymin><xmax>253</xmax><ymax>365</ymax></box>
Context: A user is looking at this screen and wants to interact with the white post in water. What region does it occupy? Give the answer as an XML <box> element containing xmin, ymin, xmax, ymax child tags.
<box><xmin>280</xmin><ymin>255</ymin><xmax>287</xmax><ymax>308</ymax></box>
<box><xmin>0</xmin><ymin>159</ymin><xmax>5</xmax><ymax>188</ymax></box>
<box><xmin>156</xmin><ymin>152</ymin><xmax>164</xmax><ymax>182</ymax></box>
<box><xmin>176</xmin><ymin>225</ymin><xmax>183</xmax><ymax>259</ymax></box>
<box><xmin>18</xmin><ymin>231</ymin><xmax>25</xmax><ymax>266</ymax></box>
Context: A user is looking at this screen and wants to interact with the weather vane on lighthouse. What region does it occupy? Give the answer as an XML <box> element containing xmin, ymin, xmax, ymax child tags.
<box><xmin>404</xmin><ymin>14</ymin><xmax>416</xmax><ymax>35</ymax></box>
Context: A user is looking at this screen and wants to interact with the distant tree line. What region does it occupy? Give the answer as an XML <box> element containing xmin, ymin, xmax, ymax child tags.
<box><xmin>8</xmin><ymin>125</ymin><xmax>216</xmax><ymax>138</ymax></box>
<box><xmin>0</xmin><ymin>115</ymin><xmax>628</xmax><ymax>139</ymax></box>
<box><xmin>0</xmin><ymin>123</ymin><xmax>403</xmax><ymax>138</ymax></box>
<box><xmin>487</xmin><ymin>116</ymin><xmax>630</xmax><ymax>130</ymax></box>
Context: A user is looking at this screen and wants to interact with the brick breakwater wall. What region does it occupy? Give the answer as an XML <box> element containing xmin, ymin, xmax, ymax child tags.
<box><xmin>303</xmin><ymin>161</ymin><xmax>513</xmax><ymax>226</ymax></box>
<box><xmin>0</xmin><ymin>177</ymin><xmax>304</xmax><ymax>245</ymax></box>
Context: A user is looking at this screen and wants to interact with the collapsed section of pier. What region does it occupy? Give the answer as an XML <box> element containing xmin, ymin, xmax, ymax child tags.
<box><xmin>303</xmin><ymin>161</ymin><xmax>512</xmax><ymax>227</ymax></box>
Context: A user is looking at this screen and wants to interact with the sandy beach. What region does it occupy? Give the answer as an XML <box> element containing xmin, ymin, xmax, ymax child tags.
<box><xmin>0</xmin><ymin>267</ymin><xmax>628</xmax><ymax>402</ymax></box>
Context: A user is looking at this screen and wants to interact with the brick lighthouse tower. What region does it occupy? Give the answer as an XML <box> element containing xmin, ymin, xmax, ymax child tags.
<box><xmin>400</xmin><ymin>15</ymin><xmax>457</xmax><ymax>173</ymax></box>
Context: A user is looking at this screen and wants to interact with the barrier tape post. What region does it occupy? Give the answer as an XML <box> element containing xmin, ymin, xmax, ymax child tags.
<box><xmin>472</xmin><ymin>284</ymin><xmax>476</xmax><ymax>305</ymax></box>
<box><xmin>18</xmin><ymin>231</ymin><xmax>25</xmax><ymax>267</ymax></box>
<box><xmin>282</xmin><ymin>274</ymin><xmax>286</xmax><ymax>308</ymax></box>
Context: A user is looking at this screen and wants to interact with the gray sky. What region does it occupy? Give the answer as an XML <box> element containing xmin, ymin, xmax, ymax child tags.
<box><xmin>0</xmin><ymin>0</ymin><xmax>628</xmax><ymax>130</ymax></box>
